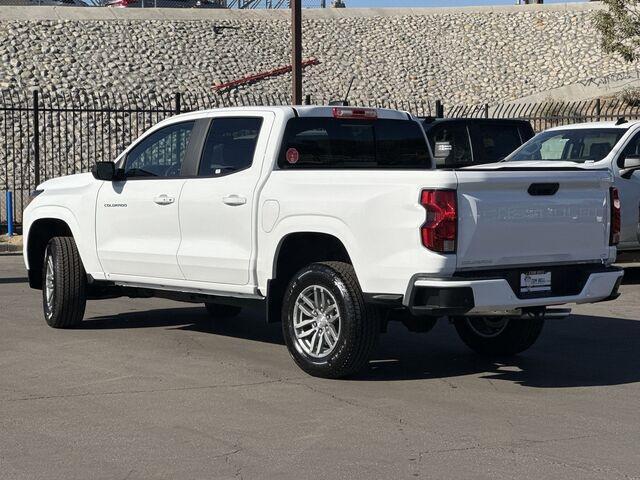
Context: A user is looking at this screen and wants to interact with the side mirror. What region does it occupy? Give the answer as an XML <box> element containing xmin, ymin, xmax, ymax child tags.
<box><xmin>621</xmin><ymin>156</ymin><xmax>640</xmax><ymax>179</ymax></box>
<box><xmin>91</xmin><ymin>161</ymin><xmax>116</xmax><ymax>181</ymax></box>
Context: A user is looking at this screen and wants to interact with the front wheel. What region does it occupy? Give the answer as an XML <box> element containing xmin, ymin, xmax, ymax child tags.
<box><xmin>282</xmin><ymin>262</ymin><xmax>379</xmax><ymax>379</ymax></box>
<box><xmin>453</xmin><ymin>315</ymin><xmax>544</xmax><ymax>356</ymax></box>
<box><xmin>42</xmin><ymin>236</ymin><xmax>87</xmax><ymax>328</ymax></box>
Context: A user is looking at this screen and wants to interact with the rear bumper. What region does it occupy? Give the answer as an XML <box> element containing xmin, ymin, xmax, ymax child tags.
<box><xmin>403</xmin><ymin>266</ymin><xmax>624</xmax><ymax>316</ymax></box>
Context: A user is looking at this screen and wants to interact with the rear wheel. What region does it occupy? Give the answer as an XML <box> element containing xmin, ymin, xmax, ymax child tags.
<box><xmin>282</xmin><ymin>261</ymin><xmax>379</xmax><ymax>379</ymax></box>
<box><xmin>42</xmin><ymin>236</ymin><xmax>86</xmax><ymax>328</ymax></box>
<box><xmin>453</xmin><ymin>314</ymin><xmax>544</xmax><ymax>356</ymax></box>
<box><xmin>204</xmin><ymin>303</ymin><xmax>242</xmax><ymax>319</ymax></box>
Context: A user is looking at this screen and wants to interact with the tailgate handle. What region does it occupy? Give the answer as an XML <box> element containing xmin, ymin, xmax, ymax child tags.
<box><xmin>528</xmin><ymin>183</ymin><xmax>559</xmax><ymax>196</ymax></box>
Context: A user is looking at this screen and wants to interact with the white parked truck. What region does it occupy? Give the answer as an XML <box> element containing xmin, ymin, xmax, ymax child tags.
<box><xmin>505</xmin><ymin>119</ymin><xmax>640</xmax><ymax>262</ymax></box>
<box><xmin>23</xmin><ymin>106</ymin><xmax>624</xmax><ymax>378</ymax></box>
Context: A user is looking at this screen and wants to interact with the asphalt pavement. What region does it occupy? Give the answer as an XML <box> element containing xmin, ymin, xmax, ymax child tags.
<box><xmin>1</xmin><ymin>253</ymin><xmax>639</xmax><ymax>480</ymax></box>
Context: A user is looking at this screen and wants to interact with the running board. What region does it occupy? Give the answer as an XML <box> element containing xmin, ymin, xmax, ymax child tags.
<box><xmin>111</xmin><ymin>280</ymin><xmax>263</xmax><ymax>300</ymax></box>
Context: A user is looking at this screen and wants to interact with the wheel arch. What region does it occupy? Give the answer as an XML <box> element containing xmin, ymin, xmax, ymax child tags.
<box><xmin>25</xmin><ymin>208</ymin><xmax>81</xmax><ymax>289</ymax></box>
<box><xmin>272</xmin><ymin>231</ymin><xmax>354</xmax><ymax>283</ymax></box>
<box><xmin>263</xmin><ymin>230</ymin><xmax>358</xmax><ymax>324</ymax></box>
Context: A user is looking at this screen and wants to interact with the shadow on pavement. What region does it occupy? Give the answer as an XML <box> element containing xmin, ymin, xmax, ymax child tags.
<box><xmin>0</xmin><ymin>276</ymin><xmax>28</xmax><ymax>284</ymax></box>
<box><xmin>83</xmin><ymin>304</ymin><xmax>640</xmax><ymax>388</ymax></box>
<box><xmin>622</xmin><ymin>267</ymin><xmax>640</xmax><ymax>285</ymax></box>
<box><xmin>360</xmin><ymin>314</ymin><xmax>640</xmax><ymax>388</ymax></box>
<box><xmin>82</xmin><ymin>306</ymin><xmax>285</xmax><ymax>345</ymax></box>
<box><xmin>81</xmin><ymin>307</ymin><xmax>208</xmax><ymax>330</ymax></box>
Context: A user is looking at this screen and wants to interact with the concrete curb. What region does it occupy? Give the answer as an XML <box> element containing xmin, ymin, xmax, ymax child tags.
<box><xmin>0</xmin><ymin>2</ymin><xmax>602</xmax><ymax>22</ymax></box>
<box><xmin>0</xmin><ymin>235</ymin><xmax>23</xmax><ymax>254</ymax></box>
<box><xmin>0</xmin><ymin>243</ymin><xmax>22</xmax><ymax>254</ymax></box>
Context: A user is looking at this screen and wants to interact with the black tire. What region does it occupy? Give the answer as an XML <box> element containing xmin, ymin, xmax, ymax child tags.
<box><xmin>42</xmin><ymin>236</ymin><xmax>87</xmax><ymax>328</ymax></box>
<box><xmin>204</xmin><ymin>303</ymin><xmax>242</xmax><ymax>319</ymax></box>
<box><xmin>454</xmin><ymin>315</ymin><xmax>545</xmax><ymax>356</ymax></box>
<box><xmin>281</xmin><ymin>261</ymin><xmax>379</xmax><ymax>379</ymax></box>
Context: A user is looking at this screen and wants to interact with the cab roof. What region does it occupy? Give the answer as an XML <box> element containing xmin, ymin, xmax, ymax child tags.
<box><xmin>166</xmin><ymin>105</ymin><xmax>412</xmax><ymax>123</ymax></box>
<box><xmin>294</xmin><ymin>106</ymin><xmax>412</xmax><ymax>120</ymax></box>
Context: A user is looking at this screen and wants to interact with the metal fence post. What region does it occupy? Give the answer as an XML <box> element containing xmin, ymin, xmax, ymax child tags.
<box><xmin>33</xmin><ymin>90</ymin><xmax>40</xmax><ymax>187</ymax></box>
<box><xmin>595</xmin><ymin>98</ymin><xmax>601</xmax><ymax>122</ymax></box>
<box><xmin>175</xmin><ymin>92</ymin><xmax>181</xmax><ymax>115</ymax></box>
<box><xmin>6</xmin><ymin>191</ymin><xmax>13</xmax><ymax>236</ymax></box>
<box><xmin>435</xmin><ymin>100</ymin><xmax>444</xmax><ymax>118</ymax></box>
<box><xmin>484</xmin><ymin>103</ymin><xmax>489</xmax><ymax>119</ymax></box>
<box><xmin>291</xmin><ymin>0</ymin><xmax>303</xmax><ymax>105</ymax></box>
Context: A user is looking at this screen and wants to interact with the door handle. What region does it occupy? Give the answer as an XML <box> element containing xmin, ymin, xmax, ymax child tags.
<box><xmin>223</xmin><ymin>194</ymin><xmax>247</xmax><ymax>206</ymax></box>
<box><xmin>154</xmin><ymin>194</ymin><xmax>175</xmax><ymax>205</ymax></box>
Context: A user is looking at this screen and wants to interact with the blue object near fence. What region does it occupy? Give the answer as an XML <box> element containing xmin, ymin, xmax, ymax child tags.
<box><xmin>6</xmin><ymin>191</ymin><xmax>13</xmax><ymax>236</ymax></box>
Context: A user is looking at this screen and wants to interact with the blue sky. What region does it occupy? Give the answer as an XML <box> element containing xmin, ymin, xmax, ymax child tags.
<box><xmin>345</xmin><ymin>0</ymin><xmax>586</xmax><ymax>7</ymax></box>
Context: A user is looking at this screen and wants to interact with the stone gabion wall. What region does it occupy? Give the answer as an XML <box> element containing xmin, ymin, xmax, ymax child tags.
<box><xmin>0</xmin><ymin>5</ymin><xmax>634</xmax><ymax>106</ymax></box>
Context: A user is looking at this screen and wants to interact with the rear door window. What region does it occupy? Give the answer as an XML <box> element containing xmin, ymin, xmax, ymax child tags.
<box><xmin>278</xmin><ymin>118</ymin><xmax>430</xmax><ymax>169</ymax></box>
<box><xmin>474</xmin><ymin>123</ymin><xmax>524</xmax><ymax>164</ymax></box>
<box><xmin>199</xmin><ymin>117</ymin><xmax>263</xmax><ymax>176</ymax></box>
<box><xmin>427</xmin><ymin>123</ymin><xmax>473</xmax><ymax>168</ymax></box>
<box><xmin>519</xmin><ymin>125</ymin><xmax>535</xmax><ymax>143</ymax></box>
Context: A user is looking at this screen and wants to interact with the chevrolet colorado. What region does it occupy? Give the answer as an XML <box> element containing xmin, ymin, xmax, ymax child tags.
<box><xmin>23</xmin><ymin>106</ymin><xmax>623</xmax><ymax>378</ymax></box>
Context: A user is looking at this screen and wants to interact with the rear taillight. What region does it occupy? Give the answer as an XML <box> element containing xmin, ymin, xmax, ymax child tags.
<box><xmin>420</xmin><ymin>189</ymin><xmax>457</xmax><ymax>253</ymax></box>
<box><xmin>610</xmin><ymin>187</ymin><xmax>621</xmax><ymax>246</ymax></box>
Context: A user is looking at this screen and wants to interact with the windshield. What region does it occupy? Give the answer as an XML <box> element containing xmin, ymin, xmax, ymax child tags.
<box><xmin>507</xmin><ymin>128</ymin><xmax>625</xmax><ymax>163</ymax></box>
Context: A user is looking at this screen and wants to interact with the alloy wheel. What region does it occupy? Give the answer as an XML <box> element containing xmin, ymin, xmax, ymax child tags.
<box><xmin>292</xmin><ymin>285</ymin><xmax>341</xmax><ymax>358</ymax></box>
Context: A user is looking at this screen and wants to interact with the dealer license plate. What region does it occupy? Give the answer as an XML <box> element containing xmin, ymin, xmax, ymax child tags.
<box><xmin>520</xmin><ymin>270</ymin><xmax>552</xmax><ymax>294</ymax></box>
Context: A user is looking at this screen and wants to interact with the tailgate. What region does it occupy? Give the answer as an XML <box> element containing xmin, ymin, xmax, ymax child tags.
<box><xmin>455</xmin><ymin>168</ymin><xmax>613</xmax><ymax>270</ymax></box>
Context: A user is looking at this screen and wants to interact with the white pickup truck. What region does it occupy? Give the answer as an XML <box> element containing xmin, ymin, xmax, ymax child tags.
<box><xmin>23</xmin><ymin>106</ymin><xmax>623</xmax><ymax>378</ymax></box>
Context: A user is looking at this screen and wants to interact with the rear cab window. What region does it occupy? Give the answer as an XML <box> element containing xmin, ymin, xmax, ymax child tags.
<box><xmin>277</xmin><ymin>117</ymin><xmax>431</xmax><ymax>169</ymax></box>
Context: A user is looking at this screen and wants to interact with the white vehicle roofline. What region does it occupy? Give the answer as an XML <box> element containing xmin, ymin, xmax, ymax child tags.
<box><xmin>543</xmin><ymin>120</ymin><xmax>640</xmax><ymax>131</ymax></box>
<box><xmin>157</xmin><ymin>105</ymin><xmax>412</xmax><ymax>127</ymax></box>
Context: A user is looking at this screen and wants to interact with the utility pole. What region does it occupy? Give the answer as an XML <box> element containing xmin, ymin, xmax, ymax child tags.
<box><xmin>291</xmin><ymin>0</ymin><xmax>302</xmax><ymax>105</ymax></box>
